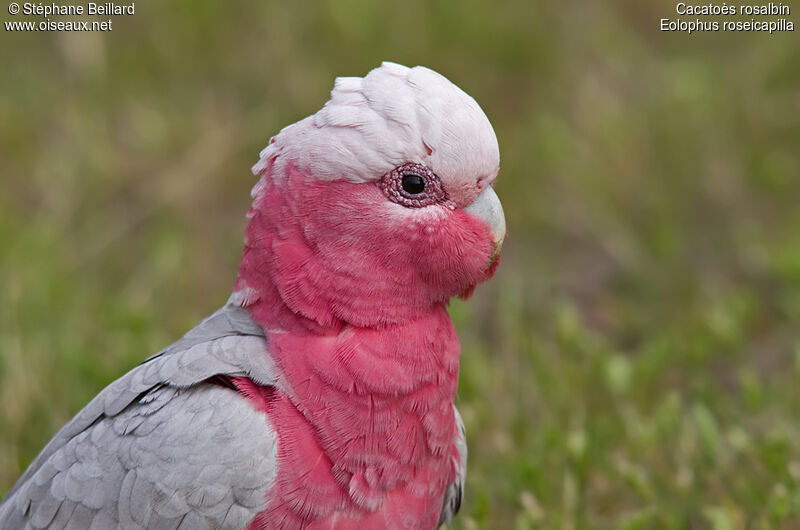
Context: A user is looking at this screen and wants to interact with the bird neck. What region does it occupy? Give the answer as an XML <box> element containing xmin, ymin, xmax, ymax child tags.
<box><xmin>237</xmin><ymin>304</ymin><xmax>461</xmax><ymax>527</ymax></box>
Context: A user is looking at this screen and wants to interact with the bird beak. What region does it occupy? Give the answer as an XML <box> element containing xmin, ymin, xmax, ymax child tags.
<box><xmin>464</xmin><ymin>187</ymin><xmax>506</xmax><ymax>268</ymax></box>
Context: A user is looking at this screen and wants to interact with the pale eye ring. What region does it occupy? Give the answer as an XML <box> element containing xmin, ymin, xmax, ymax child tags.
<box><xmin>378</xmin><ymin>163</ymin><xmax>446</xmax><ymax>207</ymax></box>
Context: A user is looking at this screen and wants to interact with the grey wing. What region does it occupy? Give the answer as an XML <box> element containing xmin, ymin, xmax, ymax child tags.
<box><xmin>0</xmin><ymin>299</ymin><xmax>279</xmax><ymax>529</ymax></box>
<box><xmin>438</xmin><ymin>405</ymin><xmax>467</xmax><ymax>528</ymax></box>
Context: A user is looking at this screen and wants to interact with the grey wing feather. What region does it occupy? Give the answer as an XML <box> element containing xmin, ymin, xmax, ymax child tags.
<box><xmin>0</xmin><ymin>297</ymin><xmax>279</xmax><ymax>529</ymax></box>
<box><xmin>438</xmin><ymin>405</ymin><xmax>467</xmax><ymax>528</ymax></box>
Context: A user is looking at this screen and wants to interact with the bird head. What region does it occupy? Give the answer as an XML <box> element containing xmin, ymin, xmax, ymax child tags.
<box><xmin>236</xmin><ymin>62</ymin><xmax>505</xmax><ymax>330</ymax></box>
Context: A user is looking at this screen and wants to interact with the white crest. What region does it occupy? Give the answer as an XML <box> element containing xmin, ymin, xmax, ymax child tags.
<box><xmin>252</xmin><ymin>62</ymin><xmax>499</xmax><ymax>194</ymax></box>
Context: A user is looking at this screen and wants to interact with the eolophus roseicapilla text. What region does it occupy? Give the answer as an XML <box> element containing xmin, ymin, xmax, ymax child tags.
<box><xmin>0</xmin><ymin>62</ymin><xmax>506</xmax><ymax>529</ymax></box>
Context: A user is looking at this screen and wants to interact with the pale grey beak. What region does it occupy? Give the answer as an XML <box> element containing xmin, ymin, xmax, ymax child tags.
<box><xmin>464</xmin><ymin>187</ymin><xmax>506</xmax><ymax>265</ymax></box>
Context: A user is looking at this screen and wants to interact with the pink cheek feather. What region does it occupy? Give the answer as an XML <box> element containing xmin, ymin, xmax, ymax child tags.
<box><xmin>235</xmin><ymin>163</ymin><xmax>496</xmax><ymax>329</ymax></box>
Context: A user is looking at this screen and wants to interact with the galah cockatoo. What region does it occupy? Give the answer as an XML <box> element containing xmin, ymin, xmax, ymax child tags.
<box><xmin>0</xmin><ymin>62</ymin><xmax>505</xmax><ymax>530</ymax></box>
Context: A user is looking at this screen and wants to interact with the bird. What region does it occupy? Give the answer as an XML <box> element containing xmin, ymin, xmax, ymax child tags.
<box><xmin>0</xmin><ymin>61</ymin><xmax>505</xmax><ymax>530</ymax></box>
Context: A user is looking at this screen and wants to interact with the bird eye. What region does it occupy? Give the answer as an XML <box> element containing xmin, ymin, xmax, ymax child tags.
<box><xmin>401</xmin><ymin>174</ymin><xmax>425</xmax><ymax>194</ymax></box>
<box><xmin>378</xmin><ymin>162</ymin><xmax>446</xmax><ymax>208</ymax></box>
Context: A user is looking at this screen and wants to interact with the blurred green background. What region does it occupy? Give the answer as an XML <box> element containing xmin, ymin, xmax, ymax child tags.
<box><xmin>1</xmin><ymin>1</ymin><xmax>799</xmax><ymax>528</ymax></box>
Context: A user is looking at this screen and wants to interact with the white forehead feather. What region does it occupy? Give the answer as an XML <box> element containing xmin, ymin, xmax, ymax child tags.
<box><xmin>252</xmin><ymin>62</ymin><xmax>499</xmax><ymax>189</ymax></box>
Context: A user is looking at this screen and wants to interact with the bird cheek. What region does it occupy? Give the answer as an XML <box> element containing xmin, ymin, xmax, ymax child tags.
<box><xmin>403</xmin><ymin>221</ymin><xmax>432</xmax><ymax>245</ymax></box>
<box><xmin>413</xmin><ymin>224</ymin><xmax>489</xmax><ymax>296</ymax></box>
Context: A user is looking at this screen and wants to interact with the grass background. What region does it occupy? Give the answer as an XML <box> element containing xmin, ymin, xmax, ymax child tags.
<box><xmin>1</xmin><ymin>1</ymin><xmax>799</xmax><ymax>528</ymax></box>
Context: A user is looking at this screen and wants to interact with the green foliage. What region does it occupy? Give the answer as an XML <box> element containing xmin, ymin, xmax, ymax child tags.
<box><xmin>1</xmin><ymin>2</ymin><xmax>799</xmax><ymax>528</ymax></box>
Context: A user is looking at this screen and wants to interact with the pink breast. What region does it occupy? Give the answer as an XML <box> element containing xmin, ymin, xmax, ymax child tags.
<box><xmin>237</xmin><ymin>306</ymin><xmax>462</xmax><ymax>529</ymax></box>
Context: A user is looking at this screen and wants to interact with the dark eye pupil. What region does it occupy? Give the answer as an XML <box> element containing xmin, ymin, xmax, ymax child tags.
<box><xmin>401</xmin><ymin>174</ymin><xmax>425</xmax><ymax>194</ymax></box>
